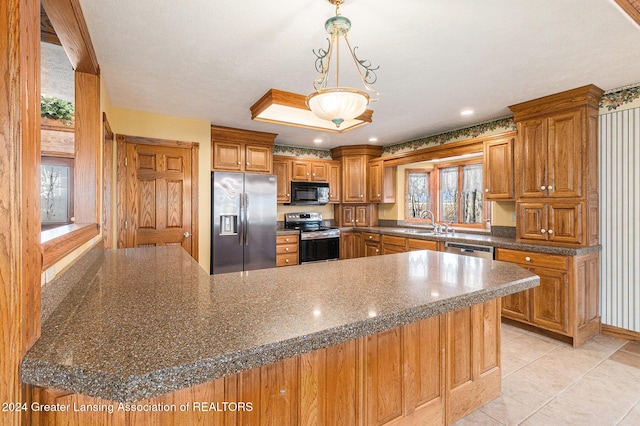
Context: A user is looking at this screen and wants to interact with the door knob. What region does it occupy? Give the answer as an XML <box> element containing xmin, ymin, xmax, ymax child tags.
<box><xmin>183</xmin><ymin>232</ymin><xmax>191</xmax><ymax>238</ymax></box>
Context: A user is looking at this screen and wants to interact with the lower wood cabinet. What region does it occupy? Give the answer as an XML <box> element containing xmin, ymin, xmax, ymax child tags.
<box><xmin>381</xmin><ymin>235</ymin><xmax>407</xmax><ymax>254</ymax></box>
<box><xmin>407</xmin><ymin>238</ymin><xmax>440</xmax><ymax>251</ymax></box>
<box><xmin>496</xmin><ymin>247</ymin><xmax>600</xmax><ymax>346</ymax></box>
<box><xmin>276</xmin><ymin>234</ymin><xmax>298</xmax><ymax>267</ymax></box>
<box><xmin>340</xmin><ymin>231</ymin><xmax>359</xmax><ymax>260</ymax></box>
<box><xmin>30</xmin><ymin>300</ymin><xmax>501</xmax><ymax>425</ymax></box>
<box><xmin>362</xmin><ymin>232</ymin><xmax>381</xmax><ymax>256</ymax></box>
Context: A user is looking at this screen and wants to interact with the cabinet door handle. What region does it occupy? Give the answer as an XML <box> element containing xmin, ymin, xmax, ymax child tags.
<box><xmin>246</xmin><ymin>162</ymin><xmax>250</xmax><ymax>166</ymax></box>
<box><xmin>355</xmin><ymin>220</ymin><xmax>358</xmax><ymax>223</ymax></box>
<box><xmin>360</xmin><ymin>194</ymin><xmax>363</xmax><ymax>198</ymax></box>
<box><xmin>525</xmin><ymin>256</ymin><xmax>531</xmax><ymax>262</ymax></box>
<box><xmin>285</xmin><ymin>259</ymin><xmax>289</xmax><ymax>263</ymax></box>
<box><xmin>548</xmin><ymin>185</ymin><xmax>553</xmax><ymax>190</ymax></box>
<box><xmin>237</xmin><ymin>161</ymin><xmax>241</xmax><ymax>165</ymax></box>
<box><xmin>369</xmin><ymin>235</ymin><xmax>373</xmax><ymax>239</ymax></box>
<box><xmin>540</xmin><ymin>185</ymin><xmax>546</xmax><ymax>190</ymax></box>
<box><xmin>548</xmin><ymin>229</ymin><xmax>554</xmax><ymax>234</ymax></box>
<box><xmin>286</xmin><ymin>193</ymin><xmax>290</xmax><ymax>197</ymax></box>
<box><xmin>285</xmin><ymin>238</ymin><xmax>289</xmax><ymax>242</ymax></box>
<box><xmin>285</xmin><ymin>247</ymin><xmax>289</xmax><ymax>252</ymax></box>
<box><xmin>485</xmin><ymin>188</ymin><xmax>489</xmax><ymax>193</ymax></box>
<box><xmin>377</xmin><ymin>193</ymin><xmax>381</xmax><ymax>197</ymax></box>
<box><xmin>540</xmin><ymin>229</ymin><xmax>547</xmax><ymax>234</ymax></box>
<box><xmin>376</xmin><ymin>249</ymin><xmax>379</xmax><ymax>253</ymax></box>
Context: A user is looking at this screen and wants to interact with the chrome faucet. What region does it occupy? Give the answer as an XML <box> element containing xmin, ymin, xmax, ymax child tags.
<box><xmin>425</xmin><ymin>210</ymin><xmax>436</xmax><ymax>226</ymax></box>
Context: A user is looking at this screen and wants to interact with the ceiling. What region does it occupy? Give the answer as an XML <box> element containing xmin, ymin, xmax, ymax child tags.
<box><xmin>77</xmin><ymin>0</ymin><xmax>640</xmax><ymax>149</ymax></box>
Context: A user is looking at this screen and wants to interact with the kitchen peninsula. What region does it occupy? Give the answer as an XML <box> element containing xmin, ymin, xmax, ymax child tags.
<box><xmin>23</xmin><ymin>246</ymin><xmax>538</xmax><ymax>425</ymax></box>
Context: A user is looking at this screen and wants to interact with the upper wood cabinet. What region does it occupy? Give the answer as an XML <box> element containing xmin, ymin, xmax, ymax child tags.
<box><xmin>211</xmin><ymin>125</ymin><xmax>276</xmax><ymax>173</ymax></box>
<box><xmin>331</xmin><ymin>145</ymin><xmax>382</xmax><ymax>203</ymax></box>
<box><xmin>334</xmin><ymin>204</ymin><xmax>379</xmax><ymax>228</ymax></box>
<box><xmin>328</xmin><ymin>161</ymin><xmax>341</xmax><ymax>202</ymax></box>
<box><xmin>483</xmin><ymin>134</ymin><xmax>515</xmax><ymax>200</ymax></box>
<box><xmin>273</xmin><ymin>157</ymin><xmax>291</xmax><ymax>203</ymax></box>
<box><xmin>291</xmin><ymin>160</ymin><xmax>328</xmax><ymax>181</ymax></box>
<box><xmin>509</xmin><ymin>85</ymin><xmax>603</xmax><ymax>247</ymax></box>
<box><xmin>368</xmin><ymin>158</ymin><xmax>397</xmax><ymax>203</ymax></box>
<box><xmin>273</xmin><ymin>156</ymin><xmax>340</xmax><ymax>203</ymax></box>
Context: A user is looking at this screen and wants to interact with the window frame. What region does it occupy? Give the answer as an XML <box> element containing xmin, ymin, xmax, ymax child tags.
<box><xmin>404</xmin><ymin>168</ymin><xmax>436</xmax><ymax>224</ymax></box>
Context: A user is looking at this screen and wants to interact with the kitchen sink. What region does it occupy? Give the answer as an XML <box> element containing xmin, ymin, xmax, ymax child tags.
<box><xmin>393</xmin><ymin>228</ymin><xmax>435</xmax><ymax>235</ymax></box>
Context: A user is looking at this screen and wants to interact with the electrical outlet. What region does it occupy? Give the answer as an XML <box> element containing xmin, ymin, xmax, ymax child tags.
<box><xmin>45</xmin><ymin>266</ymin><xmax>55</xmax><ymax>283</ymax></box>
<box><xmin>511</xmin><ymin>212</ymin><xmax>516</xmax><ymax>222</ymax></box>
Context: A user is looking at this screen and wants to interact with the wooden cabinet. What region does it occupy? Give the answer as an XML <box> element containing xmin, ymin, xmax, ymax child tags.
<box><xmin>362</xmin><ymin>232</ymin><xmax>381</xmax><ymax>256</ymax></box>
<box><xmin>509</xmin><ymin>85</ymin><xmax>603</xmax><ymax>247</ymax></box>
<box><xmin>331</xmin><ymin>145</ymin><xmax>382</xmax><ymax>203</ymax></box>
<box><xmin>328</xmin><ymin>161</ymin><xmax>341</xmax><ymax>202</ymax></box>
<box><xmin>273</xmin><ymin>157</ymin><xmax>291</xmax><ymax>203</ymax></box>
<box><xmin>517</xmin><ymin>201</ymin><xmax>583</xmax><ymax>244</ymax></box>
<box><xmin>407</xmin><ymin>238</ymin><xmax>439</xmax><ymax>251</ymax></box>
<box><xmin>291</xmin><ymin>160</ymin><xmax>328</xmax><ymax>182</ymax></box>
<box><xmin>382</xmin><ymin>235</ymin><xmax>407</xmax><ymax>254</ymax></box>
<box><xmin>483</xmin><ymin>134</ymin><xmax>515</xmax><ymax>200</ymax></box>
<box><xmin>340</xmin><ymin>231</ymin><xmax>359</xmax><ymax>260</ymax></box>
<box><xmin>274</xmin><ymin>156</ymin><xmax>340</xmax><ymax>203</ymax></box>
<box><xmin>335</xmin><ymin>204</ymin><xmax>378</xmax><ymax>228</ymax></box>
<box><xmin>368</xmin><ymin>158</ymin><xmax>397</xmax><ymax>203</ymax></box>
<box><xmin>276</xmin><ymin>234</ymin><xmax>298</xmax><ymax>267</ymax></box>
<box><xmin>211</xmin><ymin>125</ymin><xmax>276</xmax><ymax>173</ymax></box>
<box><xmin>496</xmin><ymin>247</ymin><xmax>600</xmax><ymax>346</ymax></box>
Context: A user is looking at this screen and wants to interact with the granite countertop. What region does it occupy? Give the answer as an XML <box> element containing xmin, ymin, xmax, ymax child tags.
<box><xmin>22</xmin><ymin>246</ymin><xmax>538</xmax><ymax>403</ymax></box>
<box><xmin>345</xmin><ymin>226</ymin><xmax>600</xmax><ymax>256</ymax></box>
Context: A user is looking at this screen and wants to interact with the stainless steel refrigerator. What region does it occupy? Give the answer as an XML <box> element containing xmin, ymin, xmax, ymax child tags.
<box><xmin>211</xmin><ymin>172</ymin><xmax>277</xmax><ymax>274</ymax></box>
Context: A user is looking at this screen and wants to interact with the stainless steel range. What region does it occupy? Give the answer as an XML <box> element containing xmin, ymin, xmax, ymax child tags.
<box><xmin>284</xmin><ymin>212</ymin><xmax>340</xmax><ymax>263</ymax></box>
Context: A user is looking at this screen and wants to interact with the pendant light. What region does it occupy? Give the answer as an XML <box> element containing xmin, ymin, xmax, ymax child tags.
<box><xmin>306</xmin><ymin>0</ymin><xmax>379</xmax><ymax>129</ymax></box>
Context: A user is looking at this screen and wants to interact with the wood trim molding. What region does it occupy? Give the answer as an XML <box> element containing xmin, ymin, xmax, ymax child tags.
<box><xmin>40</xmin><ymin>0</ymin><xmax>99</xmax><ymax>74</ymax></box>
<box><xmin>614</xmin><ymin>0</ymin><xmax>640</xmax><ymax>26</ymax></box>
<box><xmin>210</xmin><ymin>125</ymin><xmax>277</xmax><ymax>146</ymax></box>
<box><xmin>1</xmin><ymin>0</ymin><xmax>42</xmax><ymax>424</ymax></box>
<box><xmin>601</xmin><ymin>323</ymin><xmax>640</xmax><ymax>343</ymax></box>
<box><xmin>103</xmin><ymin>114</ymin><xmax>113</xmax><ymax>249</ymax></box>
<box><xmin>330</xmin><ymin>144</ymin><xmax>383</xmax><ymax>158</ymax></box>
<box><xmin>41</xmin><ymin>223</ymin><xmax>100</xmax><ymax>270</ymax></box>
<box><xmin>382</xmin><ymin>136</ymin><xmax>486</xmax><ymax>167</ymax></box>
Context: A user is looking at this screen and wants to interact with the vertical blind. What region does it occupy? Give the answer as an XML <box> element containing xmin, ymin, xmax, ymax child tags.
<box><xmin>599</xmin><ymin>106</ymin><xmax>640</xmax><ymax>332</ymax></box>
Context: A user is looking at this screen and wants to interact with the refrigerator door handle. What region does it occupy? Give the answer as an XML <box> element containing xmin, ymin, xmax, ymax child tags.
<box><xmin>238</xmin><ymin>195</ymin><xmax>244</xmax><ymax>245</ymax></box>
<box><xmin>244</xmin><ymin>193</ymin><xmax>249</xmax><ymax>245</ymax></box>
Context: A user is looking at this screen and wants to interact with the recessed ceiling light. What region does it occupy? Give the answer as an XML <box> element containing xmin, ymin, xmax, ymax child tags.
<box><xmin>368</xmin><ymin>137</ymin><xmax>378</xmax><ymax>142</ymax></box>
<box><xmin>313</xmin><ymin>138</ymin><xmax>323</xmax><ymax>143</ymax></box>
<box><xmin>460</xmin><ymin>109</ymin><xmax>474</xmax><ymax>116</ymax></box>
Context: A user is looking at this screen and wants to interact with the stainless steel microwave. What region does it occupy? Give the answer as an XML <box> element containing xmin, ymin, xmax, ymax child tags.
<box><xmin>288</xmin><ymin>181</ymin><xmax>330</xmax><ymax>205</ymax></box>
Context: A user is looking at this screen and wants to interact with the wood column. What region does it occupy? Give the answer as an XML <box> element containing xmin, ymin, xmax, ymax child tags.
<box><xmin>1</xmin><ymin>0</ymin><xmax>42</xmax><ymax>425</ymax></box>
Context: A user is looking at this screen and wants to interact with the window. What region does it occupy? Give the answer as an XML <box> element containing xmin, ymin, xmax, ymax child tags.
<box><xmin>404</xmin><ymin>159</ymin><xmax>489</xmax><ymax>228</ymax></box>
<box><xmin>41</xmin><ymin>157</ymin><xmax>74</xmax><ymax>230</ymax></box>
<box><xmin>405</xmin><ymin>169</ymin><xmax>433</xmax><ymax>221</ymax></box>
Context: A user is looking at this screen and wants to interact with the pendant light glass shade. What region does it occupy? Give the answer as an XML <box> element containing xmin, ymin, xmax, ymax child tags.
<box><xmin>306</xmin><ymin>0</ymin><xmax>379</xmax><ymax>129</ymax></box>
<box><xmin>306</xmin><ymin>88</ymin><xmax>369</xmax><ymax>128</ymax></box>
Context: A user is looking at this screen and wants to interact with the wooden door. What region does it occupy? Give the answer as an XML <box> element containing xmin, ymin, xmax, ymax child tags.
<box><xmin>483</xmin><ymin>137</ymin><xmax>514</xmax><ymax>200</ymax></box>
<box><xmin>310</xmin><ymin>161</ymin><xmax>328</xmax><ymax>181</ymax></box>
<box><xmin>516</xmin><ymin>118</ymin><xmax>547</xmax><ymax>198</ymax></box>
<box><xmin>547</xmin><ymin>110</ymin><xmax>582</xmax><ymax>198</ymax></box>
<box><xmin>530</xmin><ymin>266</ymin><xmax>569</xmax><ymax>334</ymax></box>
<box><xmin>501</xmin><ymin>290</ymin><xmax>530</xmax><ymax>322</ymax></box>
<box><xmin>340</xmin><ymin>231</ymin><xmax>358</xmax><ymax>259</ymax></box>
<box><xmin>212</xmin><ymin>141</ymin><xmax>242</xmax><ymax>171</ymax></box>
<box><xmin>328</xmin><ymin>162</ymin><xmax>341</xmax><ymax>202</ymax></box>
<box><xmin>343</xmin><ymin>155</ymin><xmax>366</xmax><ymax>202</ymax></box>
<box><xmin>292</xmin><ymin>160</ymin><xmax>311</xmax><ymax>181</ymax></box>
<box><xmin>244</xmin><ymin>144</ymin><xmax>271</xmax><ymax>173</ymax></box>
<box><xmin>273</xmin><ymin>158</ymin><xmax>291</xmax><ymax>203</ymax></box>
<box><xmin>122</xmin><ymin>139</ymin><xmax>198</xmax><ymax>257</ymax></box>
<box><xmin>548</xmin><ymin>202</ymin><xmax>583</xmax><ymax>245</ymax></box>
<box><xmin>516</xmin><ymin>202</ymin><xmax>548</xmax><ymax>241</ymax></box>
<box><xmin>368</xmin><ymin>159</ymin><xmax>383</xmax><ymax>202</ymax></box>
<box><xmin>341</xmin><ymin>205</ymin><xmax>356</xmax><ymax>226</ymax></box>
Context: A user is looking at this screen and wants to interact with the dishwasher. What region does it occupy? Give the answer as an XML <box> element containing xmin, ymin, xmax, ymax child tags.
<box><xmin>444</xmin><ymin>242</ymin><xmax>495</xmax><ymax>260</ymax></box>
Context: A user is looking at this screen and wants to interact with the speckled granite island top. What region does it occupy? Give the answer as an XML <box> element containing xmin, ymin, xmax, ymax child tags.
<box><xmin>22</xmin><ymin>246</ymin><xmax>539</xmax><ymax>403</ymax></box>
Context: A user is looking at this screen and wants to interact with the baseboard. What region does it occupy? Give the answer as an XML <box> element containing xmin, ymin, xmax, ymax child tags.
<box><xmin>600</xmin><ymin>324</ymin><xmax>640</xmax><ymax>343</ymax></box>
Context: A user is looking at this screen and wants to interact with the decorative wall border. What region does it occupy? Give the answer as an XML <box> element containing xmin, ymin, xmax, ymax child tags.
<box><xmin>273</xmin><ymin>144</ymin><xmax>332</xmax><ymax>159</ymax></box>
<box><xmin>382</xmin><ymin>116</ymin><xmax>516</xmax><ymax>156</ymax></box>
<box><xmin>600</xmin><ymin>82</ymin><xmax>640</xmax><ymax>111</ymax></box>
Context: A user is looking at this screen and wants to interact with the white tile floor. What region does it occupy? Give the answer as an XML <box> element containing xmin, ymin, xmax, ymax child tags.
<box><xmin>454</xmin><ymin>323</ymin><xmax>640</xmax><ymax>426</ymax></box>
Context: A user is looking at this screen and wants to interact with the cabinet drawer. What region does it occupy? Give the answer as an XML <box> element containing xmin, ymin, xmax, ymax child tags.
<box><xmin>277</xmin><ymin>253</ymin><xmax>298</xmax><ymax>267</ymax></box>
<box><xmin>381</xmin><ymin>235</ymin><xmax>406</xmax><ymax>247</ymax></box>
<box><xmin>496</xmin><ymin>248</ymin><xmax>568</xmax><ymax>270</ymax></box>
<box><xmin>363</xmin><ymin>232</ymin><xmax>380</xmax><ymax>242</ymax></box>
<box><xmin>407</xmin><ymin>238</ymin><xmax>438</xmax><ymax>251</ymax></box>
<box><xmin>277</xmin><ymin>234</ymin><xmax>299</xmax><ymax>245</ymax></box>
<box><xmin>276</xmin><ymin>243</ymin><xmax>298</xmax><ymax>254</ymax></box>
